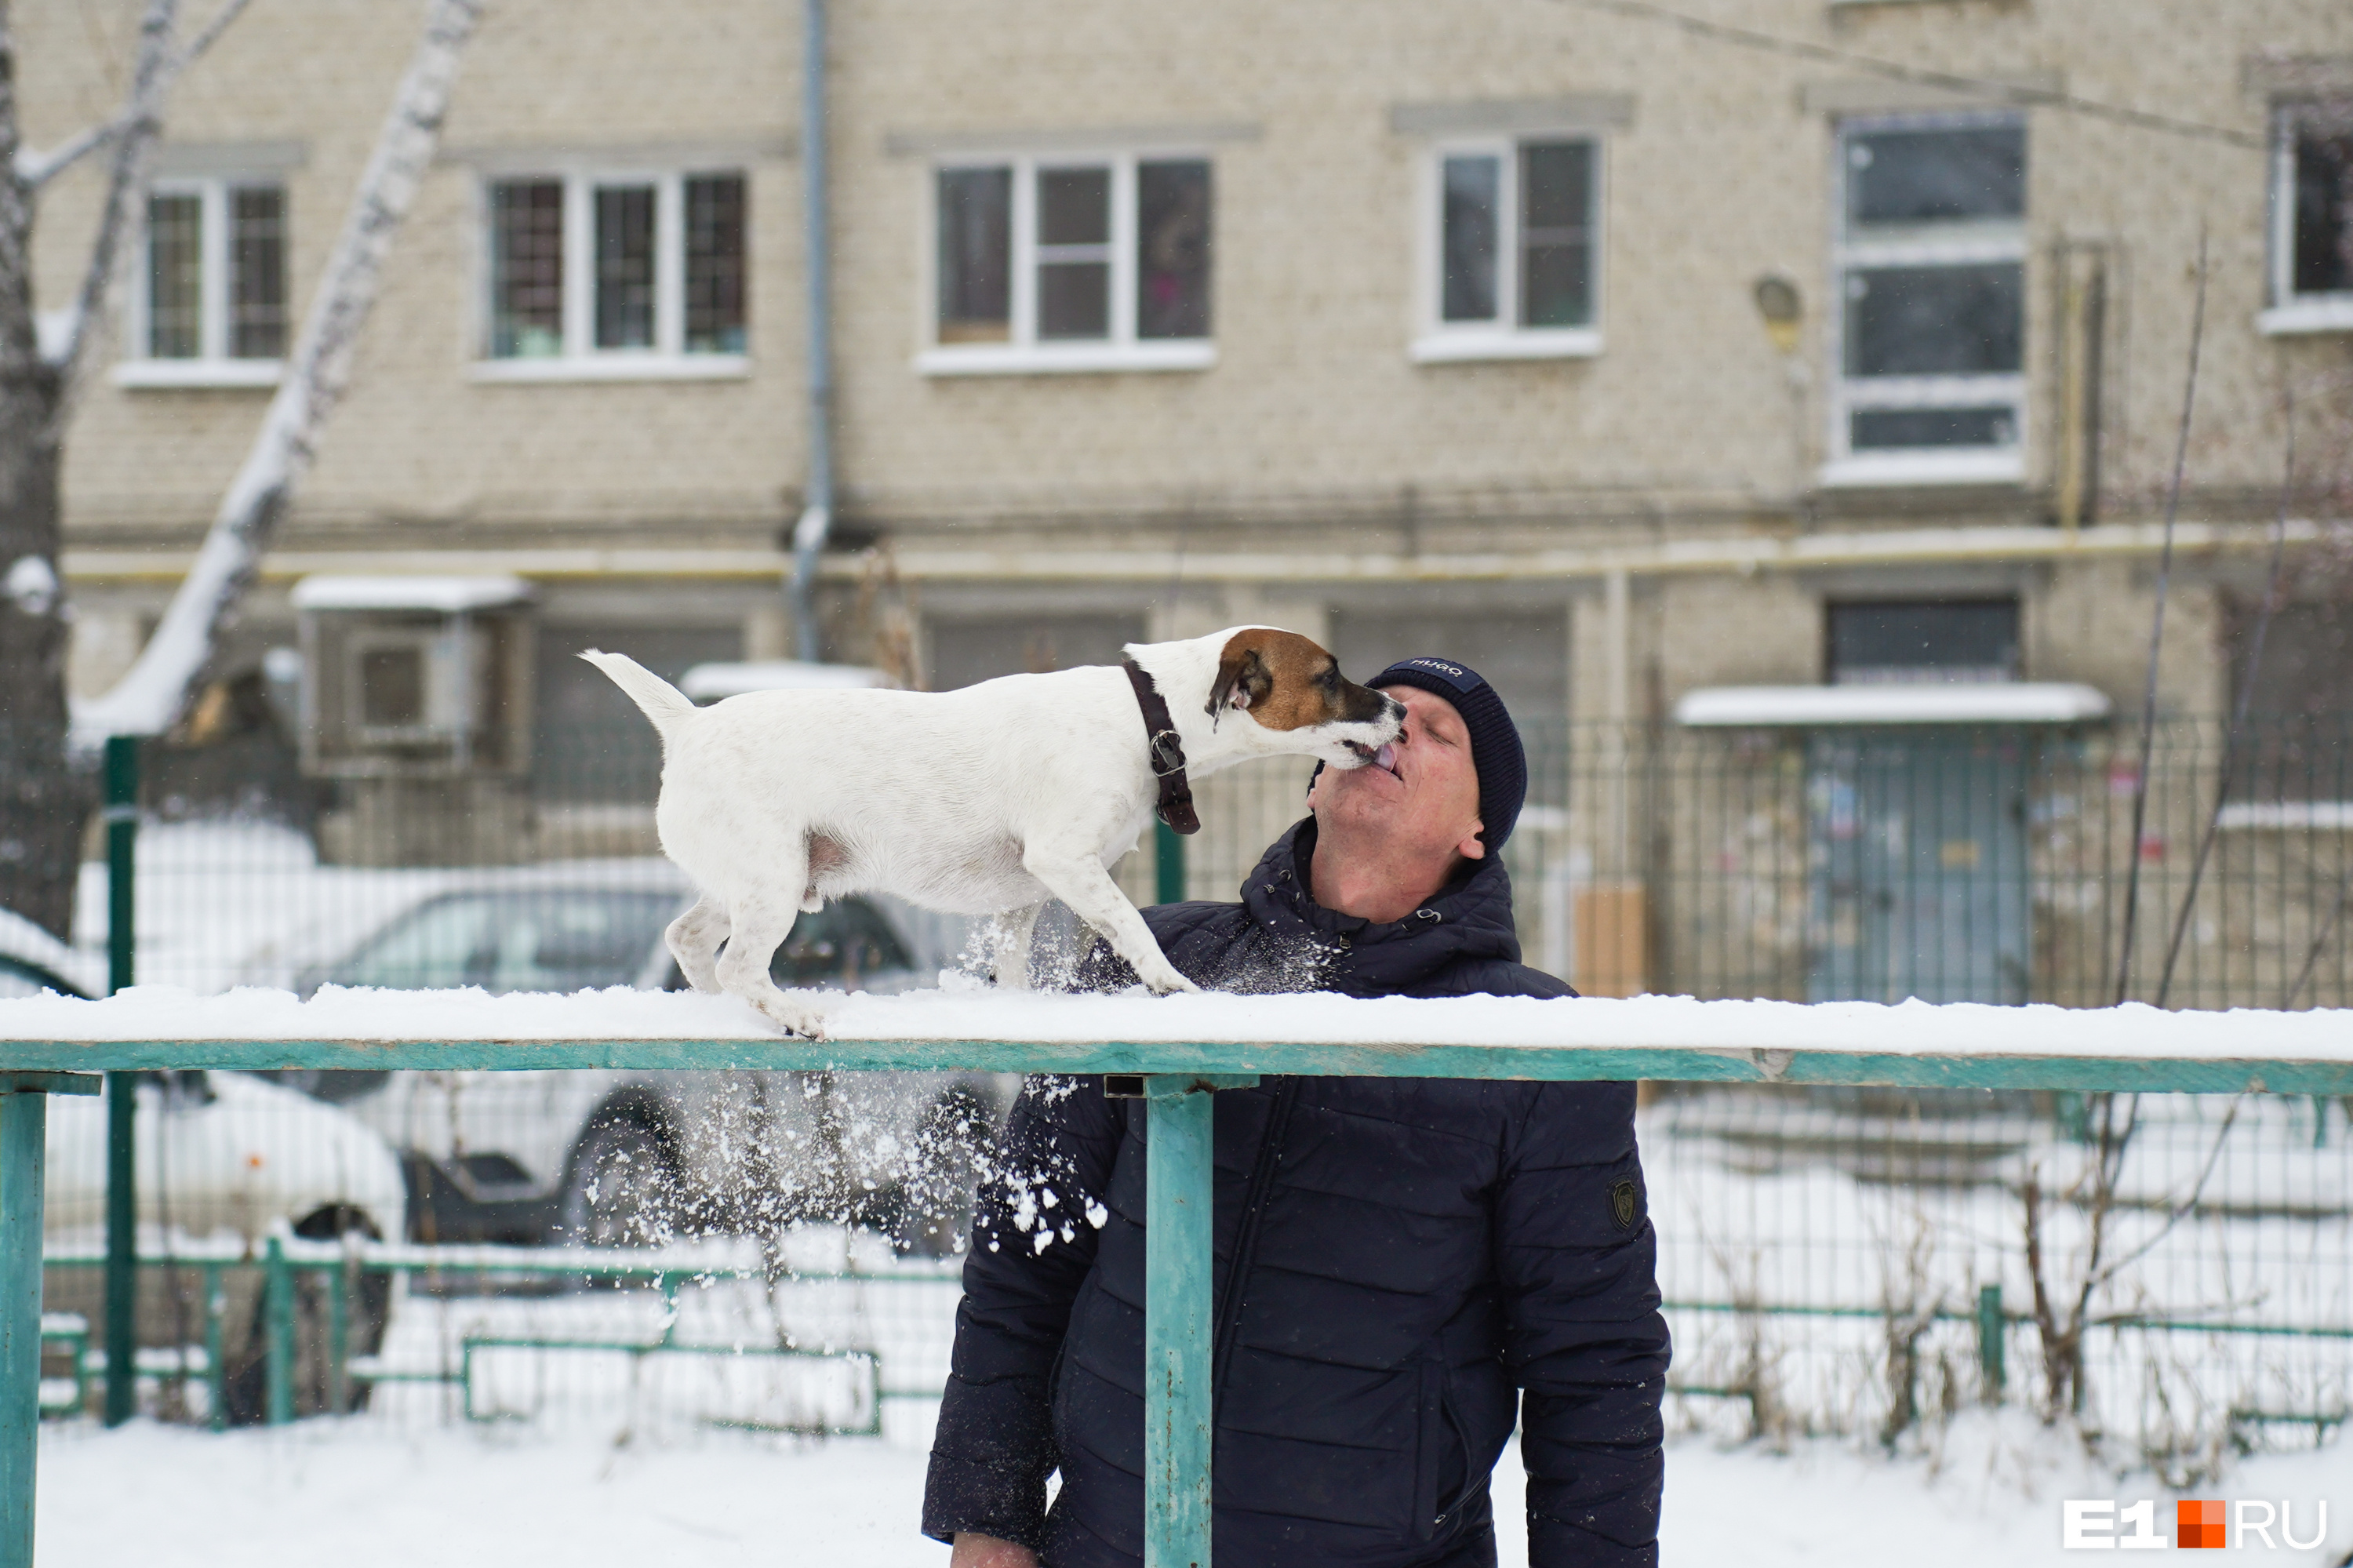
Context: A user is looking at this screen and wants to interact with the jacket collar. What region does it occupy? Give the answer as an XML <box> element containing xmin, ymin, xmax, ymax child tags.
<box><xmin>1238</xmin><ymin>817</ymin><xmax>1521</xmax><ymax>993</ymax></box>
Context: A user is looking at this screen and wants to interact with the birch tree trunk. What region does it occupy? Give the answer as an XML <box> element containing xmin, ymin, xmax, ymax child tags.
<box><xmin>0</xmin><ymin>0</ymin><xmax>182</xmax><ymax>940</ymax></box>
<box><xmin>75</xmin><ymin>0</ymin><xmax>486</xmax><ymax>744</ymax></box>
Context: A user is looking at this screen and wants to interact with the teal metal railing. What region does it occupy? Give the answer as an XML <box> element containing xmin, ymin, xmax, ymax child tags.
<box><xmin>2</xmin><ymin>1023</ymin><xmax>2351</xmax><ymax>1568</ymax></box>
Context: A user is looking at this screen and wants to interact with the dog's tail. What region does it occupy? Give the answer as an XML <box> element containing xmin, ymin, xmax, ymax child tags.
<box><xmin>579</xmin><ymin>649</ymin><xmax>696</xmax><ymax>738</ymax></box>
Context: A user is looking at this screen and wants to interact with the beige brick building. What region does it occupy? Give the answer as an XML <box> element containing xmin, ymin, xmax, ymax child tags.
<box><xmin>19</xmin><ymin>0</ymin><xmax>2353</xmax><ymax>1002</ymax></box>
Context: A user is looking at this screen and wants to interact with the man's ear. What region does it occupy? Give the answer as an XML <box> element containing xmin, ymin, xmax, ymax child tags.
<box><xmin>1457</xmin><ymin>822</ymin><xmax>1488</xmax><ymax>860</ymax></box>
<box><xmin>1206</xmin><ymin>645</ymin><xmax>1272</xmax><ymax>724</ymax></box>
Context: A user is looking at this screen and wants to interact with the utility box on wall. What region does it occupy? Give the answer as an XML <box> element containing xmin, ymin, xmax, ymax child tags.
<box><xmin>293</xmin><ymin>576</ymin><xmax>537</xmax><ymax>866</ymax></box>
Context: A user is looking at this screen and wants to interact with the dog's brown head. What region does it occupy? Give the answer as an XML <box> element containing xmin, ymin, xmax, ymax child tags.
<box><xmin>1206</xmin><ymin>628</ymin><xmax>1405</xmax><ymax>766</ymax></box>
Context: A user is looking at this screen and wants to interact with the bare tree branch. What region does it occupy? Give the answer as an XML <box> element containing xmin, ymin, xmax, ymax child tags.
<box><xmin>73</xmin><ymin>0</ymin><xmax>488</xmax><ymax>742</ymax></box>
<box><xmin>2156</xmin><ymin>380</ymin><xmax>2298</xmax><ymax>1004</ymax></box>
<box><xmin>45</xmin><ymin>0</ymin><xmax>180</xmax><ymax>412</ymax></box>
<box><xmin>2084</xmin><ymin>1096</ymin><xmax>2243</xmax><ymax>1292</ymax></box>
<box><xmin>16</xmin><ymin>0</ymin><xmax>256</xmax><ymax>190</ymax></box>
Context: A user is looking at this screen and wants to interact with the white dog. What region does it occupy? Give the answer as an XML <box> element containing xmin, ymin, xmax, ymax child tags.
<box><xmin>582</xmin><ymin>627</ymin><xmax>1405</xmax><ymax>1035</ymax></box>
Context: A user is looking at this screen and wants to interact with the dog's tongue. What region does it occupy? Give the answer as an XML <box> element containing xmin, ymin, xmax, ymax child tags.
<box><xmin>1375</xmin><ymin>744</ymin><xmax>1397</xmax><ymax>772</ymax></box>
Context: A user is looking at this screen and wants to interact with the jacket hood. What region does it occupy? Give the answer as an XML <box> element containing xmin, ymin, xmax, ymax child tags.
<box><xmin>1235</xmin><ymin>817</ymin><xmax>1522</xmax><ymax>995</ymax></box>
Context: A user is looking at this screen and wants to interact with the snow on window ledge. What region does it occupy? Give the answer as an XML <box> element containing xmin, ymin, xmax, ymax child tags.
<box><xmin>2257</xmin><ymin>298</ymin><xmax>2353</xmax><ymax>337</ymax></box>
<box><xmin>467</xmin><ymin>355</ymin><xmax>751</xmax><ymax>384</ymax></box>
<box><xmin>1817</xmin><ymin>450</ymin><xmax>2025</xmax><ymax>489</ymax></box>
<box><xmin>1409</xmin><ymin>328</ymin><xmax>1602</xmax><ymax>365</ymax></box>
<box><xmin>2217</xmin><ymin>800</ymin><xmax>2353</xmax><ymax>832</ymax></box>
<box><xmin>112</xmin><ymin>359</ymin><xmax>282</xmax><ymax>390</ymax></box>
<box><xmin>914</xmin><ymin>340</ymin><xmax>1217</xmax><ymax>377</ymax></box>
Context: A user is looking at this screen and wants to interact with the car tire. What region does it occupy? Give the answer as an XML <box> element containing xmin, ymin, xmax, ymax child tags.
<box><xmin>222</xmin><ymin>1207</ymin><xmax>391</xmax><ymax>1426</ymax></box>
<box><xmin>555</xmin><ymin>1118</ymin><xmax>679</xmax><ymax>1252</ymax></box>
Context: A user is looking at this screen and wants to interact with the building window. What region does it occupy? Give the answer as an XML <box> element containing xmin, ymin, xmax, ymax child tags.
<box><xmin>125</xmin><ymin>179</ymin><xmax>286</xmax><ymax>385</ymax></box>
<box><xmin>1413</xmin><ymin>136</ymin><xmax>1601</xmax><ymax>362</ymax></box>
<box><xmin>1827</xmin><ymin>116</ymin><xmax>2026</xmax><ymax>485</ymax></box>
<box><xmin>479</xmin><ymin>171</ymin><xmax>747</xmax><ymax>378</ymax></box>
<box><xmin>1826</xmin><ymin>599</ymin><xmax>2020</xmax><ymax>686</ymax></box>
<box><xmin>921</xmin><ymin>154</ymin><xmax>1213</xmax><ymax>375</ymax></box>
<box><xmin>2262</xmin><ymin>105</ymin><xmax>2353</xmax><ymax>336</ymax></box>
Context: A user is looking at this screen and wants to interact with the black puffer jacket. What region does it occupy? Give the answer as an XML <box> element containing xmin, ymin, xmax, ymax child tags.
<box><xmin>922</xmin><ymin>820</ymin><xmax>1669</xmax><ymax>1566</ymax></box>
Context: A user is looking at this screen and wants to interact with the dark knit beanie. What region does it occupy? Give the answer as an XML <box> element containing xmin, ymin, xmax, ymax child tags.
<box><xmin>1368</xmin><ymin>656</ymin><xmax>1527</xmax><ymax>853</ymax></box>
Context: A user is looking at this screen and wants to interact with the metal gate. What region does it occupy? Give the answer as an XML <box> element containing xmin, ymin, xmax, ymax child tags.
<box><xmin>1807</xmin><ymin>727</ymin><xmax>2030</xmax><ymax>1003</ymax></box>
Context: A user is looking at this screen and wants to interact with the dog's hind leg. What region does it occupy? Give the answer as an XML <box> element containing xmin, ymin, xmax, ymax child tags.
<box><xmin>716</xmin><ymin>889</ymin><xmax>830</xmax><ymax>1036</ymax></box>
<box><xmin>991</xmin><ymin>902</ymin><xmax>1046</xmax><ymax>991</ymax></box>
<box><xmin>667</xmin><ymin>893</ymin><xmax>730</xmax><ymax>994</ymax></box>
<box><xmin>1020</xmin><ymin>846</ymin><xmax>1198</xmax><ymax>996</ymax></box>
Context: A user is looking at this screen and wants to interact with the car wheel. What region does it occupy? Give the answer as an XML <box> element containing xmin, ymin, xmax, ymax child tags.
<box><xmin>556</xmin><ymin>1119</ymin><xmax>678</xmax><ymax>1250</ymax></box>
<box><xmin>222</xmin><ymin>1207</ymin><xmax>391</xmax><ymax>1426</ymax></box>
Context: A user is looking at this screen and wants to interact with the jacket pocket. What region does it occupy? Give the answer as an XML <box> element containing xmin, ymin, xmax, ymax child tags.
<box><xmin>1046</xmin><ymin>1330</ymin><xmax>1073</xmax><ymax>1455</ymax></box>
<box><xmin>1412</xmin><ymin>1359</ymin><xmax>1473</xmax><ymax>1543</ymax></box>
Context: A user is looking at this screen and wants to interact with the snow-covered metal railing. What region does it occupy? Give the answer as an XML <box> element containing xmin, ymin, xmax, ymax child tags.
<box><xmin>2</xmin><ymin>988</ymin><xmax>2351</xmax><ymax>1568</ymax></box>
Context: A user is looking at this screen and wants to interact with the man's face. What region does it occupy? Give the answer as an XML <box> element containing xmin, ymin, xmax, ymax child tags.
<box><xmin>1307</xmin><ymin>684</ymin><xmax>1486</xmax><ymax>864</ymax></box>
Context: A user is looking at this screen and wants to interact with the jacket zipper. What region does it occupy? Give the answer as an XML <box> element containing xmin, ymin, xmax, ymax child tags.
<box><xmin>1209</xmin><ymin>1075</ymin><xmax>1301</xmax><ymax>1405</ymax></box>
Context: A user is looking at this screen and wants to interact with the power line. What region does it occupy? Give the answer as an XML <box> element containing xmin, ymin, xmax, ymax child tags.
<box><xmin>1556</xmin><ymin>0</ymin><xmax>2269</xmax><ymax>152</ymax></box>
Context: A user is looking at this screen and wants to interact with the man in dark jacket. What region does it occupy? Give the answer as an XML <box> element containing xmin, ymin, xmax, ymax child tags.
<box><xmin>922</xmin><ymin>657</ymin><xmax>1669</xmax><ymax>1567</ymax></box>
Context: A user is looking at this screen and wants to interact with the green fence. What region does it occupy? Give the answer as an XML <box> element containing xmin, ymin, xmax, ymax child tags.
<box><xmin>105</xmin><ymin>715</ymin><xmax>2353</xmax><ymax>1010</ymax></box>
<box><xmin>2</xmin><ymin>1021</ymin><xmax>2351</xmax><ymax>1568</ymax></box>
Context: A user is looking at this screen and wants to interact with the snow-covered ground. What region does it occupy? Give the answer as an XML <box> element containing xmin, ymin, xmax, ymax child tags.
<box><xmin>33</xmin><ymin>1414</ymin><xmax>2352</xmax><ymax>1566</ymax></box>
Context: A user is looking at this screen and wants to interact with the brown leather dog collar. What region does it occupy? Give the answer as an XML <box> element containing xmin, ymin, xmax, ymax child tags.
<box><xmin>1122</xmin><ymin>657</ymin><xmax>1200</xmax><ymax>835</ymax></box>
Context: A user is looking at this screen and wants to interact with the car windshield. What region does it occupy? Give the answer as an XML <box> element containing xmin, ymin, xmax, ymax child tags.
<box><xmin>336</xmin><ymin>890</ymin><xmax>683</xmax><ymax>993</ymax></box>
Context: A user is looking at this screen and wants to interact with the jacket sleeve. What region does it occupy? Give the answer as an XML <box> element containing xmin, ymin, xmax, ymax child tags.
<box><xmin>922</xmin><ymin>1073</ymin><xmax>1126</xmax><ymax>1550</ymax></box>
<box><xmin>1493</xmin><ymin>1080</ymin><xmax>1671</xmax><ymax>1567</ymax></box>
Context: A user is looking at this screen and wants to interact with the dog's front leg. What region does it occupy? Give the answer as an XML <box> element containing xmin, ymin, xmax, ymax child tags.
<box><xmin>1020</xmin><ymin>845</ymin><xmax>1198</xmax><ymax>997</ymax></box>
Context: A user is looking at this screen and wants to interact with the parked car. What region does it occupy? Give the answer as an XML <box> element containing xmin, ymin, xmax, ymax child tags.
<box><xmin>279</xmin><ymin>868</ymin><xmax>1010</xmax><ymax>1254</ymax></box>
<box><xmin>38</xmin><ymin>1066</ymin><xmax>409</xmax><ymax>1424</ymax></box>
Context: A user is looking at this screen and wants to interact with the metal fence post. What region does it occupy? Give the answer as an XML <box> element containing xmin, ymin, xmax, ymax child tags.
<box><xmin>2</xmin><ymin>1073</ymin><xmax>100</xmax><ymax>1568</ymax></box>
<box><xmin>1143</xmin><ymin>1072</ymin><xmax>1253</xmax><ymax>1568</ymax></box>
<box><xmin>328</xmin><ymin>1255</ymin><xmax>351</xmax><ymax>1416</ymax></box>
<box><xmin>1155</xmin><ymin>818</ymin><xmax>1186</xmax><ymax>907</ymax></box>
<box><xmin>102</xmin><ymin>734</ymin><xmax>138</xmax><ymax>1431</ymax></box>
<box><xmin>264</xmin><ymin>1236</ymin><xmax>294</xmax><ymax>1428</ymax></box>
<box><xmin>1977</xmin><ymin>1283</ymin><xmax>2006</xmax><ymax>1402</ymax></box>
<box><xmin>202</xmin><ymin>1263</ymin><xmax>226</xmax><ymax>1432</ymax></box>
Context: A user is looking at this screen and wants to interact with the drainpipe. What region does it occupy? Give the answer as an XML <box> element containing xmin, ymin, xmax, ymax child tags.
<box><xmin>789</xmin><ymin>0</ymin><xmax>834</xmax><ymax>663</ymax></box>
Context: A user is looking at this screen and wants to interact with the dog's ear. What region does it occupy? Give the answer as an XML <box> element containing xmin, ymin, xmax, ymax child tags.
<box><xmin>1207</xmin><ymin>642</ymin><xmax>1274</xmax><ymax>723</ymax></box>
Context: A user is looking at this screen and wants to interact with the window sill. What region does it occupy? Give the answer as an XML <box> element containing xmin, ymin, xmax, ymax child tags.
<box><xmin>1409</xmin><ymin>329</ymin><xmax>1602</xmax><ymax>364</ymax></box>
<box><xmin>914</xmin><ymin>340</ymin><xmax>1216</xmax><ymax>377</ymax></box>
<box><xmin>467</xmin><ymin>355</ymin><xmax>751</xmax><ymax>384</ymax></box>
<box><xmin>1817</xmin><ymin>451</ymin><xmax>2025</xmax><ymax>489</ymax></box>
<box><xmin>112</xmin><ymin>359</ymin><xmax>282</xmax><ymax>389</ymax></box>
<box><xmin>2257</xmin><ymin>298</ymin><xmax>2353</xmax><ymax>337</ymax></box>
<box><xmin>2217</xmin><ymin>801</ymin><xmax>2353</xmax><ymax>832</ymax></box>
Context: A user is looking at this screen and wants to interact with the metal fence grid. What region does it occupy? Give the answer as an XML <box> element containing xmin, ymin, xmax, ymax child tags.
<box><xmin>20</xmin><ymin>718</ymin><xmax>2353</xmax><ymax>1475</ymax></box>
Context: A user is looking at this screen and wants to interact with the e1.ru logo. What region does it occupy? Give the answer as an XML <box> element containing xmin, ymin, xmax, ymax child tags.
<box><xmin>2064</xmin><ymin>1499</ymin><xmax>2328</xmax><ymax>1549</ymax></box>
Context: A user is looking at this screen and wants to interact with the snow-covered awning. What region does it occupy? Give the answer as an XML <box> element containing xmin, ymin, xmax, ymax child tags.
<box><xmin>681</xmin><ymin>660</ymin><xmax>886</xmax><ymax>700</ymax></box>
<box><xmin>290</xmin><ymin>574</ymin><xmax>534</xmax><ymax>614</ymax></box>
<box><xmin>1675</xmin><ymin>682</ymin><xmax>2112</xmax><ymax>727</ymax></box>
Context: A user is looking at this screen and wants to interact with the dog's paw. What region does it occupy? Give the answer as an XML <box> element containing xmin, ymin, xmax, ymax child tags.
<box><xmin>1138</xmin><ymin>966</ymin><xmax>1202</xmax><ymax>997</ymax></box>
<box><xmin>750</xmin><ymin>991</ymin><xmax>831</xmax><ymax>1039</ymax></box>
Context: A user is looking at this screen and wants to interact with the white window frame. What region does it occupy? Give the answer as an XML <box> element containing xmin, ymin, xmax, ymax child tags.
<box><xmin>116</xmin><ymin>175</ymin><xmax>286</xmax><ymax>389</ymax></box>
<box><xmin>916</xmin><ymin>150</ymin><xmax>1216</xmax><ymax>377</ymax></box>
<box><xmin>1410</xmin><ymin>134</ymin><xmax>1604</xmax><ymax>364</ymax></box>
<box><xmin>471</xmin><ymin>169</ymin><xmax>749</xmax><ymax>383</ymax></box>
<box><xmin>1822</xmin><ymin>111</ymin><xmax>2027</xmax><ymax>489</ymax></box>
<box><xmin>2260</xmin><ymin>104</ymin><xmax>2353</xmax><ymax>337</ymax></box>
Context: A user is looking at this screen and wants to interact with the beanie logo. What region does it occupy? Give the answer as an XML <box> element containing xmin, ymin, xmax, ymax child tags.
<box><xmin>1395</xmin><ymin>657</ymin><xmax>1486</xmax><ymax>693</ymax></box>
<box><xmin>1609</xmin><ymin>1179</ymin><xmax>1639</xmax><ymax>1229</ymax></box>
